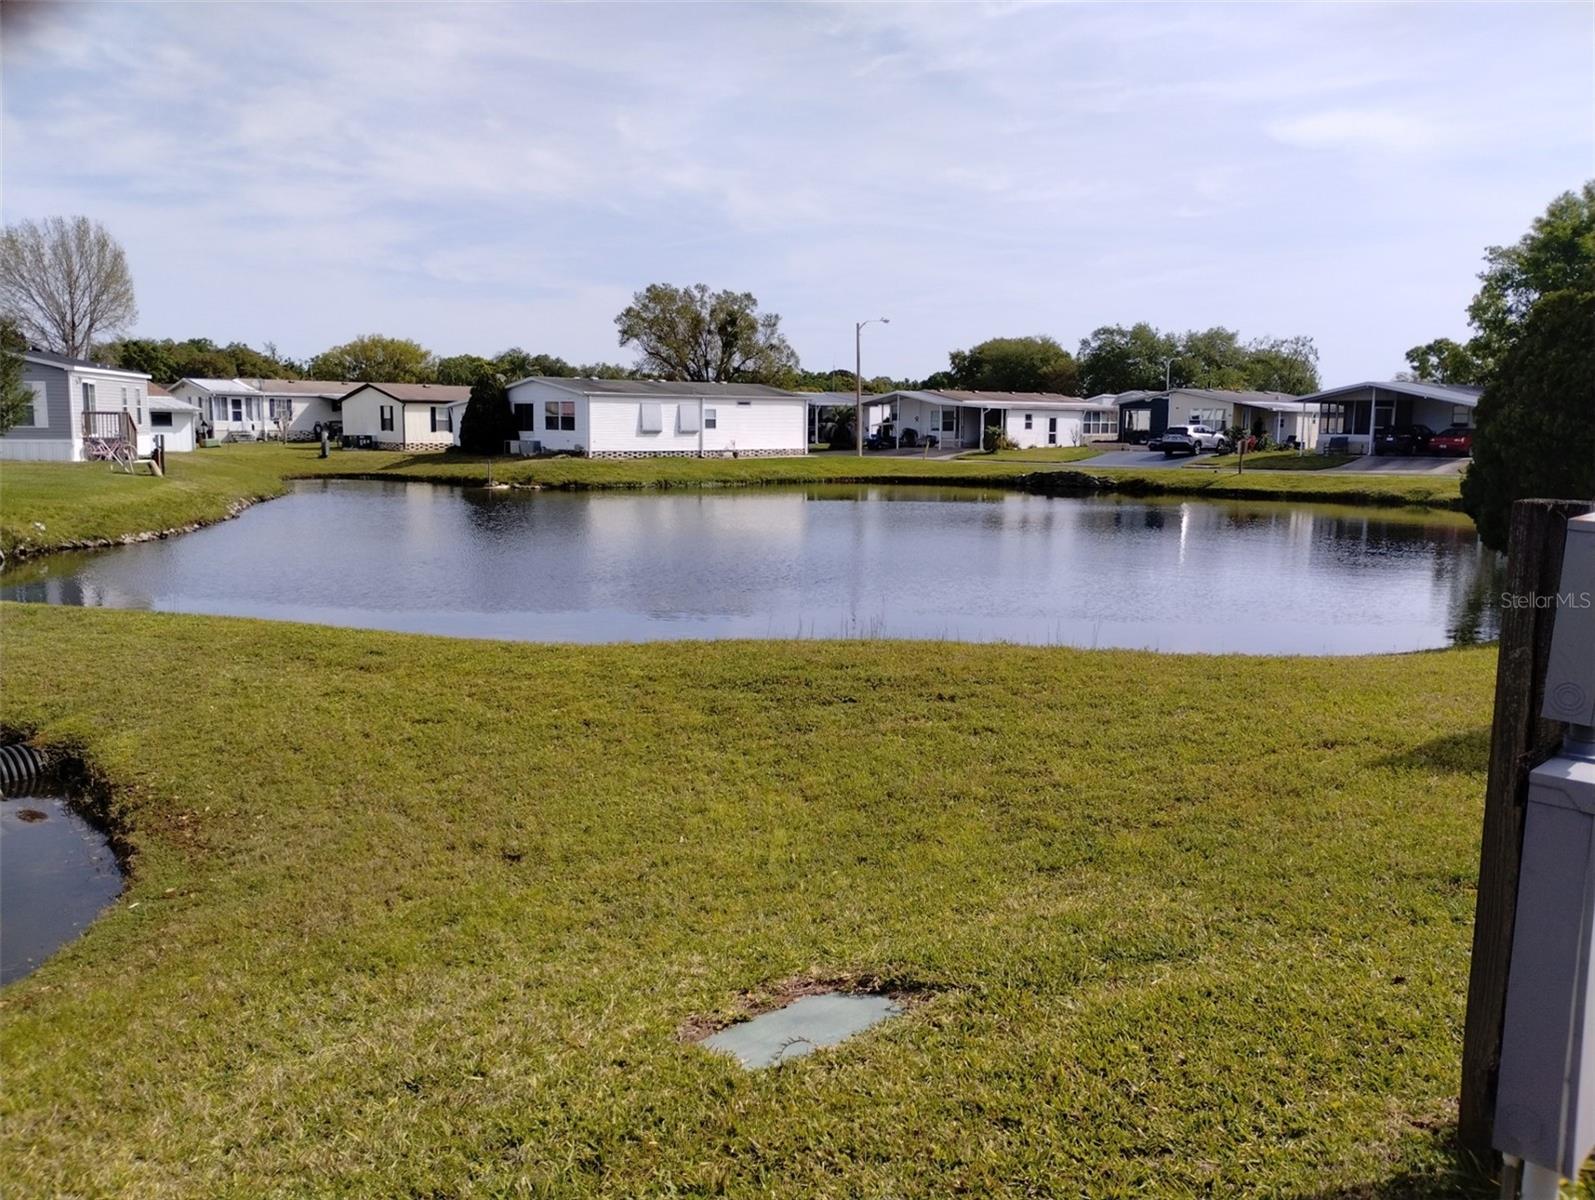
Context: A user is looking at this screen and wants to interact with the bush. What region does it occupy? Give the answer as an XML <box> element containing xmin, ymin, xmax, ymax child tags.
<box><xmin>983</xmin><ymin>427</ymin><xmax>1017</xmax><ymax>452</ymax></box>
<box><xmin>457</xmin><ymin>374</ymin><xmax>516</xmax><ymax>455</ymax></box>
<box><xmin>1460</xmin><ymin>289</ymin><xmax>1595</xmax><ymax>550</ymax></box>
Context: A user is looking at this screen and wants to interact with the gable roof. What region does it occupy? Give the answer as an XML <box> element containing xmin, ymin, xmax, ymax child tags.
<box><xmin>341</xmin><ymin>382</ymin><xmax>472</xmax><ymax>404</ymax></box>
<box><xmin>511</xmin><ymin>376</ymin><xmax>798</xmax><ymax>400</ymax></box>
<box><xmin>23</xmin><ymin>348</ymin><xmax>150</xmax><ymax>379</ymax></box>
<box><xmin>883</xmin><ymin>389</ymin><xmax>1116</xmax><ymax>412</ymax></box>
<box><xmin>174</xmin><ymin>377</ymin><xmax>360</xmax><ymax>397</ymax></box>
<box><xmin>1299</xmin><ymin>380</ymin><xmax>1484</xmax><ymax>406</ymax></box>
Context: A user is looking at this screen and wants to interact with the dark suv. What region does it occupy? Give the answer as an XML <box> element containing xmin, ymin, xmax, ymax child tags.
<box><xmin>1374</xmin><ymin>424</ymin><xmax>1435</xmax><ymax>455</ymax></box>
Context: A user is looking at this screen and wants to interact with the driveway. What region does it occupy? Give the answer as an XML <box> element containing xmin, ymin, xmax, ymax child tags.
<box><xmin>1072</xmin><ymin>449</ymin><xmax>1200</xmax><ymax>470</ymax></box>
<box><xmin>1334</xmin><ymin>455</ymin><xmax>1470</xmax><ymax>475</ymax></box>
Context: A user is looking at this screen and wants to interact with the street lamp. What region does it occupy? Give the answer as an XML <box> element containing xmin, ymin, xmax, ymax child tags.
<box><xmin>1161</xmin><ymin>357</ymin><xmax>1174</xmax><ymax>392</ymax></box>
<box><xmin>856</xmin><ymin>317</ymin><xmax>890</xmax><ymax>456</ymax></box>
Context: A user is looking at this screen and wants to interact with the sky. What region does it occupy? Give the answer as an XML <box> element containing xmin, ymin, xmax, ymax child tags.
<box><xmin>2</xmin><ymin>2</ymin><xmax>1591</xmax><ymax>385</ymax></box>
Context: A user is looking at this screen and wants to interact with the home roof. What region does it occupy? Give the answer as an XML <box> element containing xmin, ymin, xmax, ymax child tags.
<box><xmin>1111</xmin><ymin>388</ymin><xmax>1304</xmax><ymax>410</ymax></box>
<box><xmin>23</xmin><ymin>348</ymin><xmax>150</xmax><ymax>379</ymax></box>
<box><xmin>511</xmin><ymin>376</ymin><xmax>798</xmax><ymax>399</ymax></box>
<box><xmin>883</xmin><ymin>389</ymin><xmax>1115</xmax><ymax>412</ymax></box>
<box><xmin>148</xmin><ymin>392</ymin><xmax>201</xmax><ymax>413</ymax></box>
<box><xmin>176</xmin><ymin>377</ymin><xmax>360</xmax><ymax>397</ymax></box>
<box><xmin>178</xmin><ymin>377</ymin><xmax>259</xmax><ymax>393</ymax></box>
<box><xmin>342</xmin><ymin>382</ymin><xmax>473</xmax><ymax>404</ymax></box>
<box><xmin>1299</xmin><ymin>380</ymin><xmax>1485</xmax><ymax>407</ymax></box>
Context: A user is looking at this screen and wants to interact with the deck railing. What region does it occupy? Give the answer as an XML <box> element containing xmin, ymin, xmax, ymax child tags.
<box><xmin>82</xmin><ymin>409</ymin><xmax>137</xmax><ymax>443</ymax></box>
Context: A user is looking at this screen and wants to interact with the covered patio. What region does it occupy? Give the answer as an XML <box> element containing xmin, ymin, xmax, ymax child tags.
<box><xmin>1298</xmin><ymin>380</ymin><xmax>1482</xmax><ymax>454</ymax></box>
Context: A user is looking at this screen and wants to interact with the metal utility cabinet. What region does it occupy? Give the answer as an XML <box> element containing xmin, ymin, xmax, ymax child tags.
<box><xmin>1495</xmin><ymin>512</ymin><xmax>1595</xmax><ymax>1189</ymax></box>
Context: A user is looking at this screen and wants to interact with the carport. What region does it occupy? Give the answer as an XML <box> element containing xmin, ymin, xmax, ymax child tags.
<box><xmin>1298</xmin><ymin>380</ymin><xmax>1482</xmax><ymax>454</ymax></box>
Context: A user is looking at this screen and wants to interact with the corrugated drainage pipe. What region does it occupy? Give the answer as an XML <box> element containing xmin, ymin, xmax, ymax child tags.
<box><xmin>0</xmin><ymin>743</ymin><xmax>50</xmax><ymax>795</ymax></box>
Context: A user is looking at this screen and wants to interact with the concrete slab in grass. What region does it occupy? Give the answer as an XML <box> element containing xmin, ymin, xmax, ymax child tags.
<box><xmin>700</xmin><ymin>992</ymin><xmax>901</xmax><ymax>1069</ymax></box>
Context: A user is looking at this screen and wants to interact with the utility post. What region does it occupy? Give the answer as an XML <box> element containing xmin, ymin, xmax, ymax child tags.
<box><xmin>855</xmin><ymin>317</ymin><xmax>889</xmax><ymax>457</ymax></box>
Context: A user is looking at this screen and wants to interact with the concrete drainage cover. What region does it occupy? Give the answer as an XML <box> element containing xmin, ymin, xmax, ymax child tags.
<box><xmin>700</xmin><ymin>992</ymin><xmax>901</xmax><ymax>1069</ymax></box>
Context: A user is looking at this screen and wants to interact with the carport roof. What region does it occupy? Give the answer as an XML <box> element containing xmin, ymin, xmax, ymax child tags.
<box><xmin>1300</xmin><ymin>380</ymin><xmax>1484</xmax><ymax>406</ymax></box>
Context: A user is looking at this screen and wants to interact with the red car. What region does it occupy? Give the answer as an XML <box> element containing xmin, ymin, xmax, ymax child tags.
<box><xmin>1429</xmin><ymin>425</ymin><xmax>1474</xmax><ymax>456</ymax></box>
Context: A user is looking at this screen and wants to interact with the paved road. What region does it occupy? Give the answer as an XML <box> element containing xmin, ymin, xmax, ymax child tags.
<box><xmin>1073</xmin><ymin>449</ymin><xmax>1196</xmax><ymax>469</ymax></box>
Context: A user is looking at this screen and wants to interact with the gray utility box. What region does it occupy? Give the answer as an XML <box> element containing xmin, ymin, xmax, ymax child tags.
<box><xmin>1494</xmin><ymin>511</ymin><xmax>1595</xmax><ymax>1178</ymax></box>
<box><xmin>1543</xmin><ymin>512</ymin><xmax>1595</xmax><ymax>728</ymax></box>
<box><xmin>1494</xmin><ymin>746</ymin><xmax>1595</xmax><ymax>1176</ymax></box>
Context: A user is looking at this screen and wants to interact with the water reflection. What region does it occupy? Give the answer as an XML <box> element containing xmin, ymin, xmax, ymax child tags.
<box><xmin>1</xmin><ymin>480</ymin><xmax>1504</xmax><ymax>654</ymax></box>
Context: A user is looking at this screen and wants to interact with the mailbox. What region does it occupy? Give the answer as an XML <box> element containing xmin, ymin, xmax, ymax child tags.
<box><xmin>1495</xmin><ymin>512</ymin><xmax>1595</xmax><ymax>1192</ymax></box>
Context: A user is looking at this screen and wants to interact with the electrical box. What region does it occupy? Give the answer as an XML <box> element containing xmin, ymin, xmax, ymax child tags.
<box><xmin>1495</xmin><ymin>510</ymin><xmax>1595</xmax><ymax>1180</ymax></box>
<box><xmin>1543</xmin><ymin>512</ymin><xmax>1595</xmax><ymax>727</ymax></box>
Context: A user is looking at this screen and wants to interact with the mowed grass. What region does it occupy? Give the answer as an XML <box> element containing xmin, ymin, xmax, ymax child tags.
<box><xmin>1</xmin><ymin>603</ymin><xmax>1496</xmax><ymax>1197</ymax></box>
<box><xmin>960</xmin><ymin>446</ymin><xmax>1104</xmax><ymax>464</ymax></box>
<box><xmin>1199</xmin><ymin>450</ymin><xmax>1362</xmax><ymax>471</ymax></box>
<box><xmin>2</xmin><ymin>443</ymin><xmax>1466</xmax><ymax>559</ymax></box>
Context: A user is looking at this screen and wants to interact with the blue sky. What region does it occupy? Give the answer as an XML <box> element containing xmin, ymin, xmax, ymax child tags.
<box><xmin>3</xmin><ymin>2</ymin><xmax>1590</xmax><ymax>384</ymax></box>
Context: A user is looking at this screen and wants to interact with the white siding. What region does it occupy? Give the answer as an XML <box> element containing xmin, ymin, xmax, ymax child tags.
<box><xmin>138</xmin><ymin>411</ymin><xmax>197</xmax><ymax>454</ymax></box>
<box><xmin>587</xmin><ymin>395</ymin><xmax>804</xmax><ymax>456</ymax></box>
<box><xmin>507</xmin><ymin>380</ymin><xmax>590</xmax><ymax>452</ymax></box>
<box><xmin>1005</xmin><ymin>409</ymin><xmax>1084</xmax><ymax>448</ymax></box>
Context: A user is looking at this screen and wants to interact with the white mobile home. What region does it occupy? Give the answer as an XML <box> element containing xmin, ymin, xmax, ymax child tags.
<box><xmin>1114</xmin><ymin>388</ymin><xmax>1305</xmax><ymax>445</ymax></box>
<box><xmin>338</xmin><ymin>383</ymin><xmax>472</xmax><ymax>449</ymax></box>
<box><xmin>506</xmin><ymin>377</ymin><xmax>807</xmax><ymax>458</ymax></box>
<box><xmin>865</xmin><ymin>389</ymin><xmax>1120</xmax><ymax>450</ymax></box>
<box><xmin>1</xmin><ymin>349</ymin><xmax>155</xmax><ymax>462</ymax></box>
<box><xmin>169</xmin><ymin>377</ymin><xmax>360</xmax><ymax>442</ymax></box>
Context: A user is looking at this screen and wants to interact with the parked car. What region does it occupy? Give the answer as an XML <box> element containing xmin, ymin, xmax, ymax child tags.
<box><xmin>1147</xmin><ymin>433</ymin><xmax>1165</xmax><ymax>452</ymax></box>
<box><xmin>1429</xmin><ymin>425</ymin><xmax>1474</xmax><ymax>456</ymax></box>
<box><xmin>1161</xmin><ymin>424</ymin><xmax>1226</xmax><ymax>457</ymax></box>
<box><xmin>1374</xmin><ymin>424</ymin><xmax>1435</xmax><ymax>455</ymax></box>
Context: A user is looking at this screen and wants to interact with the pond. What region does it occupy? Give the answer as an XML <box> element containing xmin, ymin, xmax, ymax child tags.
<box><xmin>1</xmin><ymin>480</ymin><xmax>1504</xmax><ymax>654</ymax></box>
<box><xmin>1</xmin><ymin>795</ymin><xmax>122</xmax><ymax>985</ymax></box>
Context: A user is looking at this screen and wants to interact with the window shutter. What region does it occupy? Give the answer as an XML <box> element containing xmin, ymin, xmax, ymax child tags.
<box><xmin>639</xmin><ymin>402</ymin><xmax>663</xmax><ymax>433</ymax></box>
<box><xmin>677</xmin><ymin>404</ymin><xmax>700</xmax><ymax>434</ymax></box>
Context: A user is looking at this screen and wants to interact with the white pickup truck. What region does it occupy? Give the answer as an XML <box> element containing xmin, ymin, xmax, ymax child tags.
<box><xmin>1160</xmin><ymin>424</ymin><xmax>1229</xmax><ymax>456</ymax></box>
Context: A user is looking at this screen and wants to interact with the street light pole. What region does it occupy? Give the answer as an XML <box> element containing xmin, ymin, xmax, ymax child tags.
<box><xmin>855</xmin><ymin>317</ymin><xmax>889</xmax><ymax>457</ymax></box>
<box><xmin>1162</xmin><ymin>357</ymin><xmax>1173</xmax><ymax>392</ymax></box>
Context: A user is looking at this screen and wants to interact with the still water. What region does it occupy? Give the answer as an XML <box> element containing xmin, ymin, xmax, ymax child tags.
<box><xmin>0</xmin><ymin>796</ymin><xmax>122</xmax><ymax>985</ymax></box>
<box><xmin>1</xmin><ymin>480</ymin><xmax>1504</xmax><ymax>654</ymax></box>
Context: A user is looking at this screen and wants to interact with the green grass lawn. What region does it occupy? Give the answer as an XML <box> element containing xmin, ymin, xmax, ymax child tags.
<box><xmin>1198</xmin><ymin>450</ymin><xmax>1361</xmax><ymax>471</ymax></box>
<box><xmin>1</xmin><ymin>442</ymin><xmax>1467</xmax><ymax>561</ymax></box>
<box><xmin>959</xmin><ymin>446</ymin><xmax>1103</xmax><ymax>464</ymax></box>
<box><xmin>0</xmin><ymin>603</ymin><xmax>1497</xmax><ymax>1197</ymax></box>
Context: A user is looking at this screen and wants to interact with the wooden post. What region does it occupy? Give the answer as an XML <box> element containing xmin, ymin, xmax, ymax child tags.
<box><xmin>1460</xmin><ymin>497</ymin><xmax>1595</xmax><ymax>1161</ymax></box>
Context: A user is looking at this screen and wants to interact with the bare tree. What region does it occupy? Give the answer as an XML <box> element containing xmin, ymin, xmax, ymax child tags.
<box><xmin>0</xmin><ymin>216</ymin><xmax>138</xmax><ymax>359</ymax></box>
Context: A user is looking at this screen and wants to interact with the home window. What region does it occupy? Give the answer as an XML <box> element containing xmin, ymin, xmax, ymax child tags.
<box><xmin>19</xmin><ymin>380</ymin><xmax>45</xmax><ymax>427</ymax></box>
<box><xmin>639</xmin><ymin>401</ymin><xmax>663</xmax><ymax>433</ymax></box>
<box><xmin>81</xmin><ymin>381</ymin><xmax>96</xmax><ymax>410</ymax></box>
<box><xmin>939</xmin><ymin>410</ymin><xmax>955</xmax><ymax>434</ymax></box>
<box><xmin>704</xmin><ymin>408</ymin><xmax>718</xmax><ymax>430</ymax></box>
<box><xmin>231</xmin><ymin>397</ymin><xmax>244</xmax><ymax>422</ymax></box>
<box><xmin>1023</xmin><ymin>413</ymin><xmax>1033</xmax><ymax>430</ymax></box>
<box><xmin>379</xmin><ymin>404</ymin><xmax>395</xmax><ymax>432</ymax></box>
<box><xmin>1083</xmin><ymin>412</ymin><xmax>1117</xmax><ymax>435</ymax></box>
<box><xmin>1453</xmin><ymin>406</ymin><xmax>1473</xmax><ymax>428</ymax></box>
<box><xmin>430</xmin><ymin>406</ymin><xmax>452</xmax><ymax>433</ymax></box>
<box><xmin>514</xmin><ymin>403</ymin><xmax>536</xmax><ymax>431</ymax></box>
<box><xmin>544</xmin><ymin>400</ymin><xmax>575</xmax><ymax>431</ymax></box>
<box><xmin>151</xmin><ymin>411</ymin><xmax>173</xmax><ymax>428</ymax></box>
<box><xmin>1321</xmin><ymin>403</ymin><xmax>1347</xmax><ymax>435</ymax></box>
<box><xmin>1047</xmin><ymin>417</ymin><xmax>1058</xmax><ymax>445</ymax></box>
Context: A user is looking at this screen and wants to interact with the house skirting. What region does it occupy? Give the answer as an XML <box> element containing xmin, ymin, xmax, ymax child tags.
<box><xmin>367</xmin><ymin>439</ymin><xmax>454</xmax><ymax>452</ymax></box>
<box><xmin>586</xmin><ymin>447</ymin><xmax>805</xmax><ymax>460</ymax></box>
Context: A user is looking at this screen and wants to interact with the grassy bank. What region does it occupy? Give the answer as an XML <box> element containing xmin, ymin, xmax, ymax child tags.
<box><xmin>1</xmin><ymin>603</ymin><xmax>1495</xmax><ymax>1196</ymax></box>
<box><xmin>959</xmin><ymin>446</ymin><xmax>1103</xmax><ymax>464</ymax></box>
<box><xmin>1</xmin><ymin>443</ymin><xmax>1466</xmax><ymax>560</ymax></box>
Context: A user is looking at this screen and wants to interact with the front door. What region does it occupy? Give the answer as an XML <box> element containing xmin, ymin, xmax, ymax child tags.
<box><xmin>1047</xmin><ymin>417</ymin><xmax>1058</xmax><ymax>446</ymax></box>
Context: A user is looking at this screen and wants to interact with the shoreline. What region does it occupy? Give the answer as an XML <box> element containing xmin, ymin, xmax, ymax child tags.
<box><xmin>0</xmin><ymin>446</ymin><xmax>1467</xmax><ymax>564</ymax></box>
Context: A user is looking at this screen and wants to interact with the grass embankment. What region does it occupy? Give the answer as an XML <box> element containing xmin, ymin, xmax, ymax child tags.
<box><xmin>1</xmin><ymin>603</ymin><xmax>1495</xmax><ymax>1196</ymax></box>
<box><xmin>1</xmin><ymin>442</ymin><xmax>1466</xmax><ymax>560</ymax></box>
<box><xmin>1199</xmin><ymin>449</ymin><xmax>1361</xmax><ymax>471</ymax></box>
<box><xmin>960</xmin><ymin>446</ymin><xmax>1103</xmax><ymax>464</ymax></box>
<box><xmin>1082</xmin><ymin>466</ymin><xmax>1466</xmax><ymax>509</ymax></box>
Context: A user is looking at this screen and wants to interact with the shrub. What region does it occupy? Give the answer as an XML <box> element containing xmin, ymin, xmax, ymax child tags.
<box><xmin>457</xmin><ymin>374</ymin><xmax>516</xmax><ymax>455</ymax></box>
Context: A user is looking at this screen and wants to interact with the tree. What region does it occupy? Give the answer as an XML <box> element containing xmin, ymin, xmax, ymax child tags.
<box><xmin>0</xmin><ymin>317</ymin><xmax>34</xmax><ymax>434</ymax></box>
<box><xmin>307</xmin><ymin>334</ymin><xmax>435</xmax><ymax>383</ymax></box>
<box><xmin>457</xmin><ymin>374</ymin><xmax>517</xmax><ymax>455</ymax></box>
<box><xmin>1467</xmin><ymin>182</ymin><xmax>1595</xmax><ymax>377</ymax></box>
<box><xmin>1460</xmin><ymin>289</ymin><xmax>1595</xmax><ymax>551</ymax></box>
<box><xmin>1402</xmin><ymin>337</ymin><xmax>1482</xmax><ymax>385</ymax></box>
<box><xmin>944</xmin><ymin>335</ymin><xmax>1079</xmax><ymax>394</ymax></box>
<box><xmin>615</xmin><ymin>283</ymin><xmax>798</xmax><ymax>383</ymax></box>
<box><xmin>1076</xmin><ymin>323</ymin><xmax>1179</xmax><ymax>395</ymax></box>
<box><xmin>435</xmin><ymin>354</ymin><xmax>496</xmax><ymax>386</ymax></box>
<box><xmin>95</xmin><ymin>336</ymin><xmax>299</xmax><ymax>384</ymax></box>
<box><xmin>0</xmin><ymin>216</ymin><xmax>137</xmax><ymax>359</ymax></box>
<box><xmin>1243</xmin><ymin>334</ymin><xmax>1321</xmax><ymax>394</ymax></box>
